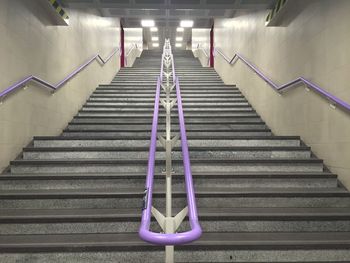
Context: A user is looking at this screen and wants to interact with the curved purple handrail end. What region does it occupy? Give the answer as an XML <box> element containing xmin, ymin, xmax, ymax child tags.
<box><xmin>138</xmin><ymin>60</ymin><xmax>202</xmax><ymax>246</ymax></box>
<box><xmin>139</xmin><ymin>223</ymin><xmax>202</xmax><ymax>246</ymax></box>
<box><xmin>0</xmin><ymin>47</ymin><xmax>120</xmax><ymax>100</ymax></box>
<box><xmin>214</xmin><ymin>47</ymin><xmax>350</xmax><ymax>112</ymax></box>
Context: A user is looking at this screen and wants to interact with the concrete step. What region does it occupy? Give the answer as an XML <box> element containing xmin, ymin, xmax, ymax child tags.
<box><xmin>80</xmin><ymin>106</ymin><xmax>253</xmax><ymax>112</ymax></box>
<box><xmin>69</xmin><ymin>117</ymin><xmax>263</xmax><ymax>124</ymax></box>
<box><xmin>9</xmin><ymin>158</ymin><xmax>324</xmax><ymax>174</ymax></box>
<box><xmin>84</xmin><ymin>102</ymin><xmax>251</xmax><ymax>108</ymax></box>
<box><xmin>94</xmin><ymin>88</ymin><xmax>238</xmax><ymax>93</ymax></box>
<box><xmin>0</xmin><ymin>231</ymin><xmax>341</xmax><ymax>262</ymax></box>
<box><xmin>66</xmin><ymin>123</ymin><xmax>268</xmax><ymax>132</ymax></box>
<box><xmin>23</xmin><ymin>146</ymin><xmax>311</xmax><ymax>160</ymax></box>
<box><xmin>92</xmin><ymin>90</ymin><xmax>242</xmax><ymax>95</ymax></box>
<box><xmin>108</xmin><ymin>82</ymin><xmax>226</xmax><ymax>86</ymax></box>
<box><xmin>90</xmin><ymin>93</ymin><xmax>244</xmax><ymax>100</ymax></box>
<box><xmin>0</xmin><ymin>172</ymin><xmax>338</xmax><ymax>190</ymax></box>
<box><xmin>96</xmin><ymin>86</ymin><xmax>238</xmax><ymax>91</ymax></box>
<box><xmin>90</xmin><ymin>93</ymin><xmax>244</xmax><ymax>98</ymax></box>
<box><xmin>81</xmin><ymin>106</ymin><xmax>254</xmax><ymax>111</ymax></box>
<box><xmin>98</xmin><ymin>84</ymin><xmax>235</xmax><ymax>89</ymax></box>
<box><xmin>114</xmin><ymin>76</ymin><xmax>222</xmax><ymax>80</ymax></box>
<box><xmin>116</xmin><ymin>73</ymin><xmax>219</xmax><ymax>77</ymax></box>
<box><xmin>0</xmin><ymin>207</ymin><xmax>349</xmax><ymax>235</ymax></box>
<box><xmin>0</xmin><ymin>240</ymin><xmax>349</xmax><ymax>263</ymax></box>
<box><xmin>0</xmin><ymin>187</ymin><xmax>349</xmax><ymax>209</ymax></box>
<box><xmin>34</xmin><ymin>136</ymin><xmax>300</xmax><ymax>147</ymax></box>
<box><xmin>77</xmin><ymin>111</ymin><xmax>259</xmax><ymax>117</ymax></box>
<box><xmin>62</xmin><ymin>130</ymin><xmax>272</xmax><ymax>137</ymax></box>
<box><xmin>87</xmin><ymin>97</ymin><xmax>247</xmax><ymax>102</ymax></box>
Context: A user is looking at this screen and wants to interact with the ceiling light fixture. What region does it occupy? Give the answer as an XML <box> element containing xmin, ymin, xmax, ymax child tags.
<box><xmin>150</xmin><ymin>27</ymin><xmax>158</xmax><ymax>32</ymax></box>
<box><xmin>176</xmin><ymin>27</ymin><xmax>184</xmax><ymax>32</ymax></box>
<box><xmin>180</xmin><ymin>20</ymin><xmax>193</xmax><ymax>27</ymax></box>
<box><xmin>141</xmin><ymin>20</ymin><xmax>155</xmax><ymax>27</ymax></box>
<box><xmin>152</xmin><ymin>37</ymin><xmax>159</xmax><ymax>41</ymax></box>
<box><xmin>176</xmin><ymin>37</ymin><xmax>183</xmax><ymax>41</ymax></box>
<box><xmin>175</xmin><ymin>43</ymin><xmax>182</xmax><ymax>47</ymax></box>
<box><xmin>152</xmin><ymin>43</ymin><xmax>159</xmax><ymax>47</ymax></box>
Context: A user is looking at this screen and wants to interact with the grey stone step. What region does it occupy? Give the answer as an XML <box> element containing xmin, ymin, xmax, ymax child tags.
<box><xmin>77</xmin><ymin>111</ymin><xmax>259</xmax><ymax>117</ymax></box>
<box><xmin>78</xmin><ymin>109</ymin><xmax>257</xmax><ymax>115</ymax></box>
<box><xmin>66</xmin><ymin>123</ymin><xmax>267</xmax><ymax>132</ymax></box>
<box><xmin>96</xmin><ymin>86</ymin><xmax>238</xmax><ymax>91</ymax></box>
<box><xmin>22</xmin><ymin>146</ymin><xmax>311</xmax><ymax>160</ymax></box>
<box><xmin>92</xmin><ymin>90</ymin><xmax>241</xmax><ymax>95</ymax></box>
<box><xmin>81</xmin><ymin>106</ymin><xmax>254</xmax><ymax>111</ymax></box>
<box><xmin>0</xmin><ymin>172</ymin><xmax>338</xmax><ymax>190</ymax></box>
<box><xmin>87</xmin><ymin>97</ymin><xmax>247</xmax><ymax>102</ymax></box>
<box><xmin>109</xmin><ymin>82</ymin><xmax>225</xmax><ymax>86</ymax></box>
<box><xmin>111</xmin><ymin>79</ymin><xmax>223</xmax><ymax>82</ymax></box>
<box><xmin>114</xmin><ymin>76</ymin><xmax>221</xmax><ymax>80</ymax></box>
<box><xmin>69</xmin><ymin>117</ymin><xmax>263</xmax><ymax>124</ymax></box>
<box><xmin>62</xmin><ymin>130</ymin><xmax>272</xmax><ymax>137</ymax></box>
<box><xmin>93</xmin><ymin>90</ymin><xmax>242</xmax><ymax>95</ymax></box>
<box><xmin>115</xmin><ymin>73</ymin><xmax>215</xmax><ymax>77</ymax></box>
<box><xmin>33</xmin><ymin>136</ymin><xmax>300</xmax><ymax>147</ymax></box>
<box><xmin>84</xmin><ymin>102</ymin><xmax>250</xmax><ymax>107</ymax></box>
<box><xmin>115</xmin><ymin>74</ymin><xmax>219</xmax><ymax>78</ymax></box>
<box><xmin>117</xmin><ymin>71</ymin><xmax>161</xmax><ymax>73</ymax></box>
<box><xmin>0</xmin><ymin>207</ymin><xmax>349</xmax><ymax>235</ymax></box>
<box><xmin>98</xmin><ymin>84</ymin><xmax>235</xmax><ymax>88</ymax></box>
<box><xmin>113</xmin><ymin>78</ymin><xmax>216</xmax><ymax>81</ymax></box>
<box><xmin>0</xmin><ymin>232</ymin><xmax>349</xmax><ymax>259</ymax></box>
<box><xmin>111</xmin><ymin>80</ymin><xmax>158</xmax><ymax>83</ymax></box>
<box><xmin>94</xmin><ymin>88</ymin><xmax>238</xmax><ymax>92</ymax></box>
<box><xmin>0</xmin><ymin>187</ymin><xmax>349</xmax><ymax>209</ymax></box>
<box><xmin>91</xmin><ymin>93</ymin><xmax>243</xmax><ymax>98</ymax></box>
<box><xmin>0</xmin><ymin>248</ymin><xmax>349</xmax><ymax>262</ymax></box>
<box><xmin>9</xmin><ymin>158</ymin><xmax>324</xmax><ymax>174</ymax></box>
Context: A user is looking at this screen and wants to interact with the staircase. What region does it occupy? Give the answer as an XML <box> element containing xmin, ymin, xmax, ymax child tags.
<box><xmin>1</xmin><ymin>50</ymin><xmax>350</xmax><ymax>262</ymax></box>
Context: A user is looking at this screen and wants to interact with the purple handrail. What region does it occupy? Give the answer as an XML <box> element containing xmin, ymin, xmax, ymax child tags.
<box><xmin>214</xmin><ymin>47</ymin><xmax>350</xmax><ymax>112</ymax></box>
<box><xmin>139</xmin><ymin>46</ymin><xmax>202</xmax><ymax>246</ymax></box>
<box><xmin>0</xmin><ymin>47</ymin><xmax>120</xmax><ymax>100</ymax></box>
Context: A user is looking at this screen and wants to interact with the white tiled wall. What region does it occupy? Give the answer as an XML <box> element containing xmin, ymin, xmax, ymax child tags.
<box><xmin>192</xmin><ymin>28</ymin><xmax>210</xmax><ymax>67</ymax></box>
<box><xmin>0</xmin><ymin>0</ymin><xmax>121</xmax><ymax>172</ymax></box>
<box><xmin>124</xmin><ymin>28</ymin><xmax>143</xmax><ymax>67</ymax></box>
<box><xmin>214</xmin><ymin>0</ymin><xmax>350</xmax><ymax>188</ymax></box>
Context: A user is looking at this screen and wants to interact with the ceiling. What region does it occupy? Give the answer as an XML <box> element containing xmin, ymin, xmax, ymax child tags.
<box><xmin>60</xmin><ymin>0</ymin><xmax>276</xmax><ymax>49</ymax></box>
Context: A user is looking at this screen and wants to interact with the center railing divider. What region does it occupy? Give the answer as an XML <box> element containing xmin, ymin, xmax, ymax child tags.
<box><xmin>139</xmin><ymin>39</ymin><xmax>202</xmax><ymax>263</ymax></box>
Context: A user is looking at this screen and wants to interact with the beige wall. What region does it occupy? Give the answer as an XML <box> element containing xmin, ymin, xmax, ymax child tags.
<box><xmin>124</xmin><ymin>28</ymin><xmax>143</xmax><ymax>67</ymax></box>
<box><xmin>192</xmin><ymin>28</ymin><xmax>210</xmax><ymax>67</ymax></box>
<box><xmin>214</xmin><ymin>0</ymin><xmax>350</xmax><ymax>188</ymax></box>
<box><xmin>0</xmin><ymin>1</ymin><xmax>121</xmax><ymax>172</ymax></box>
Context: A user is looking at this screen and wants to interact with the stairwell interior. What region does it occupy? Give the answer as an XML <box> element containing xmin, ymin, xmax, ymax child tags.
<box><xmin>0</xmin><ymin>48</ymin><xmax>350</xmax><ymax>262</ymax></box>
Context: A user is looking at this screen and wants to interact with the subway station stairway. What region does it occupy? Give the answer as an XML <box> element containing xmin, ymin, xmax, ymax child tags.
<box><xmin>0</xmin><ymin>50</ymin><xmax>350</xmax><ymax>262</ymax></box>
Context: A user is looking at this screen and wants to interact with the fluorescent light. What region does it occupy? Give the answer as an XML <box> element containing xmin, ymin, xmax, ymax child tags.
<box><xmin>175</xmin><ymin>43</ymin><xmax>182</xmax><ymax>47</ymax></box>
<box><xmin>150</xmin><ymin>27</ymin><xmax>158</xmax><ymax>32</ymax></box>
<box><xmin>180</xmin><ymin>20</ymin><xmax>193</xmax><ymax>27</ymax></box>
<box><xmin>152</xmin><ymin>43</ymin><xmax>159</xmax><ymax>47</ymax></box>
<box><xmin>176</xmin><ymin>37</ymin><xmax>183</xmax><ymax>41</ymax></box>
<box><xmin>152</xmin><ymin>37</ymin><xmax>159</xmax><ymax>41</ymax></box>
<box><xmin>141</xmin><ymin>20</ymin><xmax>155</xmax><ymax>27</ymax></box>
<box><xmin>176</xmin><ymin>27</ymin><xmax>184</xmax><ymax>32</ymax></box>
